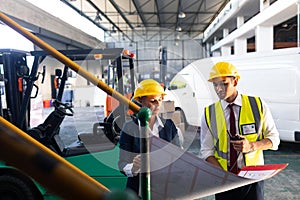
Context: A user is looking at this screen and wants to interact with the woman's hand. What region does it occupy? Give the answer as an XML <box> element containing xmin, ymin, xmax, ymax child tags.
<box><xmin>132</xmin><ymin>154</ymin><xmax>141</xmax><ymax>174</ymax></box>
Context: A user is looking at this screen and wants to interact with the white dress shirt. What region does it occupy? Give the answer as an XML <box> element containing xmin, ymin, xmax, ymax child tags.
<box><xmin>200</xmin><ymin>94</ymin><xmax>280</xmax><ymax>169</ymax></box>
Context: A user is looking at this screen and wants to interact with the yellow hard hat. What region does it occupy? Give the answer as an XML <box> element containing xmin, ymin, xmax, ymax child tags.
<box><xmin>208</xmin><ymin>62</ymin><xmax>240</xmax><ymax>82</ymax></box>
<box><xmin>133</xmin><ymin>79</ymin><xmax>166</xmax><ymax>99</ymax></box>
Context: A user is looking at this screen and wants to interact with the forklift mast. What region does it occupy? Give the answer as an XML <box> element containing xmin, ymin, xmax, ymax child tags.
<box><xmin>0</xmin><ymin>49</ymin><xmax>34</xmax><ymax>130</ymax></box>
<box><xmin>0</xmin><ymin>48</ymin><xmax>135</xmax><ymax>131</ymax></box>
<box><xmin>0</xmin><ymin>48</ymin><xmax>136</xmax><ymax>151</ymax></box>
<box><xmin>31</xmin><ymin>48</ymin><xmax>136</xmax><ymax>127</ymax></box>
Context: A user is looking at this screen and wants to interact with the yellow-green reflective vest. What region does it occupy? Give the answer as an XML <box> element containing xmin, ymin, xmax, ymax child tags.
<box><xmin>205</xmin><ymin>95</ymin><xmax>265</xmax><ymax>171</ymax></box>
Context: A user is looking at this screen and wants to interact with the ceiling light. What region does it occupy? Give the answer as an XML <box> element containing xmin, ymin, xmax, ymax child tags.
<box><xmin>176</xmin><ymin>26</ymin><xmax>182</xmax><ymax>32</ymax></box>
<box><xmin>94</xmin><ymin>13</ymin><xmax>102</xmax><ymax>24</ymax></box>
<box><xmin>178</xmin><ymin>11</ymin><xmax>186</xmax><ymax>19</ymax></box>
<box><xmin>111</xmin><ymin>26</ymin><xmax>116</xmax><ymax>33</ymax></box>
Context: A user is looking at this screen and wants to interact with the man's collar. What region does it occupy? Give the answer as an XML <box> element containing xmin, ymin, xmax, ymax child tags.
<box><xmin>221</xmin><ymin>93</ymin><xmax>242</xmax><ymax>108</ymax></box>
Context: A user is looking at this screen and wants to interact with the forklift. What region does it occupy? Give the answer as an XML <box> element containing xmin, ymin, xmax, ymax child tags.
<box><xmin>0</xmin><ymin>48</ymin><xmax>136</xmax><ymax>199</ymax></box>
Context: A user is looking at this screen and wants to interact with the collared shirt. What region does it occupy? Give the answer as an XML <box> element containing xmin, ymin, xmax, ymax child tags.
<box><xmin>200</xmin><ymin>94</ymin><xmax>280</xmax><ymax>169</ymax></box>
<box><xmin>123</xmin><ymin>115</ymin><xmax>164</xmax><ymax>177</ymax></box>
<box><xmin>150</xmin><ymin>115</ymin><xmax>165</xmax><ymax>137</ymax></box>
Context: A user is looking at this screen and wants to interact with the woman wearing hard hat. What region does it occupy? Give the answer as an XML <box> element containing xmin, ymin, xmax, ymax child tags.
<box><xmin>118</xmin><ymin>79</ymin><xmax>180</xmax><ymax>195</ymax></box>
<box><xmin>200</xmin><ymin>62</ymin><xmax>280</xmax><ymax>200</ymax></box>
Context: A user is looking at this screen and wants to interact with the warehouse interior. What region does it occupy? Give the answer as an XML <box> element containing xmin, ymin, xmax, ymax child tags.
<box><xmin>0</xmin><ymin>0</ymin><xmax>299</xmax><ymax>200</ymax></box>
<box><xmin>0</xmin><ymin>0</ymin><xmax>297</xmax><ymax>104</ymax></box>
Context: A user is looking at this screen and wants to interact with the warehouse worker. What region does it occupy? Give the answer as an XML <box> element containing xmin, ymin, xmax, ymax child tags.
<box><xmin>118</xmin><ymin>79</ymin><xmax>180</xmax><ymax>195</ymax></box>
<box><xmin>200</xmin><ymin>62</ymin><xmax>280</xmax><ymax>200</ymax></box>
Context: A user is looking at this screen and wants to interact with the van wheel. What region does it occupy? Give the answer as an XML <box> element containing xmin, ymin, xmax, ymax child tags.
<box><xmin>0</xmin><ymin>175</ymin><xmax>40</xmax><ymax>200</ymax></box>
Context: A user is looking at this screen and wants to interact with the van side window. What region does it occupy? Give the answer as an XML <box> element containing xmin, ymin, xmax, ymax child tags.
<box><xmin>169</xmin><ymin>80</ymin><xmax>187</xmax><ymax>90</ymax></box>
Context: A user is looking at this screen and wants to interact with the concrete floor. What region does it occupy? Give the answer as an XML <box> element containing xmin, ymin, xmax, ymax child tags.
<box><xmin>35</xmin><ymin>107</ymin><xmax>300</xmax><ymax>200</ymax></box>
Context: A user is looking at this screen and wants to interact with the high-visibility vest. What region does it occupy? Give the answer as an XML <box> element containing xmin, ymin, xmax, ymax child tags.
<box><xmin>205</xmin><ymin>95</ymin><xmax>265</xmax><ymax>171</ymax></box>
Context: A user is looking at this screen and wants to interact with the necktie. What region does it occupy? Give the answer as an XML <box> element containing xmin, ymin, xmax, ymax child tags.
<box><xmin>228</xmin><ymin>104</ymin><xmax>238</xmax><ymax>174</ymax></box>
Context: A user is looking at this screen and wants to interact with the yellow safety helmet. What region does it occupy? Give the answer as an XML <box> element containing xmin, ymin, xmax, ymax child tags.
<box><xmin>133</xmin><ymin>79</ymin><xmax>166</xmax><ymax>100</ymax></box>
<box><xmin>208</xmin><ymin>61</ymin><xmax>240</xmax><ymax>82</ymax></box>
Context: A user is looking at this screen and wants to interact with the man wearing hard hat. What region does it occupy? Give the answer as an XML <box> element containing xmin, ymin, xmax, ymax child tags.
<box><xmin>118</xmin><ymin>79</ymin><xmax>180</xmax><ymax>195</ymax></box>
<box><xmin>200</xmin><ymin>62</ymin><xmax>280</xmax><ymax>200</ymax></box>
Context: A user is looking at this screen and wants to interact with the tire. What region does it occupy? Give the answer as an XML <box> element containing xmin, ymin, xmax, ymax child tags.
<box><xmin>0</xmin><ymin>175</ymin><xmax>40</xmax><ymax>200</ymax></box>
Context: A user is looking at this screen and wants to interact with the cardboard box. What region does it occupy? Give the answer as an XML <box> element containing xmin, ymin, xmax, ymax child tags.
<box><xmin>160</xmin><ymin>101</ymin><xmax>175</xmax><ymax>113</ymax></box>
<box><xmin>161</xmin><ymin>110</ymin><xmax>181</xmax><ymax>124</ymax></box>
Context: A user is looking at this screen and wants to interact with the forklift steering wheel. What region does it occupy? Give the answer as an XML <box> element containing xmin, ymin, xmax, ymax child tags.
<box><xmin>53</xmin><ymin>100</ymin><xmax>74</xmax><ymax>116</ymax></box>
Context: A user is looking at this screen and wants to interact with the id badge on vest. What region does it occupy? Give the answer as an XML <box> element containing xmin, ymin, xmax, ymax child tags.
<box><xmin>241</xmin><ymin>123</ymin><xmax>256</xmax><ymax>135</ymax></box>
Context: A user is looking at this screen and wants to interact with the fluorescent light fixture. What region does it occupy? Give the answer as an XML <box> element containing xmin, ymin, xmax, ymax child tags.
<box><xmin>94</xmin><ymin>12</ymin><xmax>102</xmax><ymax>24</ymax></box>
<box><xmin>178</xmin><ymin>11</ymin><xmax>186</xmax><ymax>19</ymax></box>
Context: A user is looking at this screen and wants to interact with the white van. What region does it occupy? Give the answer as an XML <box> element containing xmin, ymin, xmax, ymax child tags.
<box><xmin>165</xmin><ymin>47</ymin><xmax>300</xmax><ymax>142</ymax></box>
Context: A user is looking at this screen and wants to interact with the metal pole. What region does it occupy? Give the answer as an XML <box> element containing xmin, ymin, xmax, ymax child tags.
<box><xmin>159</xmin><ymin>47</ymin><xmax>167</xmax><ymax>86</ymax></box>
<box><xmin>137</xmin><ymin>107</ymin><xmax>152</xmax><ymax>200</ymax></box>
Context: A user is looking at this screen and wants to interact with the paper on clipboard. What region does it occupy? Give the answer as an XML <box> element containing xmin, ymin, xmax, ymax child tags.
<box><xmin>238</xmin><ymin>164</ymin><xmax>288</xmax><ymax>179</ymax></box>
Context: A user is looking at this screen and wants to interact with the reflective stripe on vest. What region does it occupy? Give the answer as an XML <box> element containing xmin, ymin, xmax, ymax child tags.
<box><xmin>205</xmin><ymin>95</ymin><xmax>265</xmax><ymax>170</ymax></box>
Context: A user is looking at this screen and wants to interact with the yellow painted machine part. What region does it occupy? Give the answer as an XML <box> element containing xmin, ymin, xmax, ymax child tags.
<box><xmin>0</xmin><ymin>117</ymin><xmax>109</xmax><ymax>199</ymax></box>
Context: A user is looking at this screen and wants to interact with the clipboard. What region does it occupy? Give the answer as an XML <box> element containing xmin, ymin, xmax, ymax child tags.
<box><xmin>238</xmin><ymin>163</ymin><xmax>289</xmax><ymax>179</ymax></box>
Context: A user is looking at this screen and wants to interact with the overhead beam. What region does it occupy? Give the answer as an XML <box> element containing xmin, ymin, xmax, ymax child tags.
<box><xmin>154</xmin><ymin>0</ymin><xmax>161</xmax><ymax>26</ymax></box>
<box><xmin>108</xmin><ymin>0</ymin><xmax>134</xmax><ymax>29</ymax></box>
<box><xmin>103</xmin><ymin>11</ymin><xmax>215</xmax><ymax>15</ymax></box>
<box><xmin>131</xmin><ymin>0</ymin><xmax>148</xmax><ymax>27</ymax></box>
<box><xmin>188</xmin><ymin>0</ymin><xmax>205</xmax><ymax>33</ymax></box>
<box><xmin>60</xmin><ymin>0</ymin><xmax>108</xmax><ymax>31</ymax></box>
<box><xmin>86</xmin><ymin>0</ymin><xmax>133</xmax><ymax>42</ymax></box>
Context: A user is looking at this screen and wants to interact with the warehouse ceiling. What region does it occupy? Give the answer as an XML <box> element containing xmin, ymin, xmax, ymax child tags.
<box><xmin>62</xmin><ymin>0</ymin><xmax>231</xmax><ymax>40</ymax></box>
